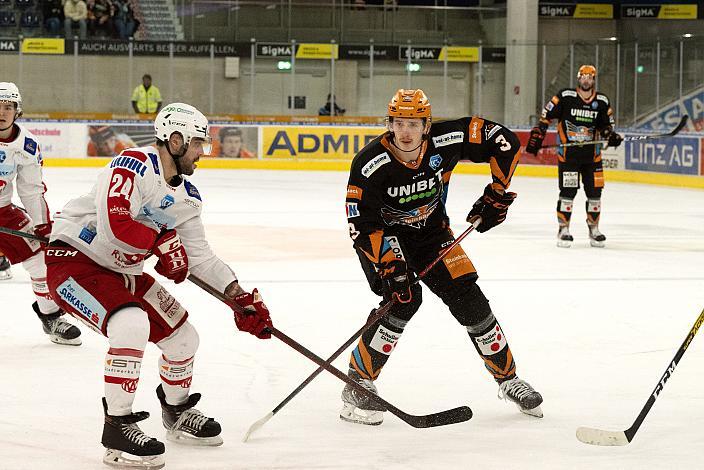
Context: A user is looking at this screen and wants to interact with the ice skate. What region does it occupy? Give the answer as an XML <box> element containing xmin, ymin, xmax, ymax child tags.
<box><xmin>101</xmin><ymin>398</ymin><xmax>165</xmax><ymax>470</ymax></box>
<box><xmin>340</xmin><ymin>369</ymin><xmax>385</xmax><ymax>426</ymax></box>
<box><xmin>156</xmin><ymin>384</ymin><xmax>223</xmax><ymax>446</ymax></box>
<box><xmin>557</xmin><ymin>225</ymin><xmax>573</xmax><ymax>248</ymax></box>
<box><xmin>588</xmin><ymin>224</ymin><xmax>606</xmax><ymax>248</ymax></box>
<box><xmin>33</xmin><ymin>302</ymin><xmax>82</xmax><ymax>346</ymax></box>
<box><xmin>0</xmin><ymin>255</ymin><xmax>12</xmax><ymax>280</ymax></box>
<box><xmin>498</xmin><ymin>377</ymin><xmax>543</xmax><ymax>418</ymax></box>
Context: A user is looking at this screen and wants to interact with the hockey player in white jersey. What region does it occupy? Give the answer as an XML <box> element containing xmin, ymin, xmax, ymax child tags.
<box><xmin>0</xmin><ymin>82</ymin><xmax>82</xmax><ymax>345</ymax></box>
<box><xmin>45</xmin><ymin>103</ymin><xmax>274</xmax><ymax>469</ymax></box>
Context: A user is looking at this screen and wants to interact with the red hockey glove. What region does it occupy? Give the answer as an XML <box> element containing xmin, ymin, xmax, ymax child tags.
<box><xmin>233</xmin><ymin>288</ymin><xmax>273</xmax><ymax>339</ymax></box>
<box><xmin>379</xmin><ymin>258</ymin><xmax>412</xmax><ymax>304</ymax></box>
<box><xmin>34</xmin><ymin>222</ymin><xmax>52</xmax><ymax>240</ymax></box>
<box><xmin>152</xmin><ymin>229</ymin><xmax>189</xmax><ymax>284</ymax></box>
<box><xmin>525</xmin><ymin>127</ymin><xmax>545</xmax><ymax>155</ymax></box>
<box><xmin>467</xmin><ymin>184</ymin><xmax>517</xmax><ymax>233</ymax></box>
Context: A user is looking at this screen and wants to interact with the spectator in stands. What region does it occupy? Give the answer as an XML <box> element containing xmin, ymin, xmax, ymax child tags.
<box><xmin>217</xmin><ymin>127</ymin><xmax>255</xmax><ymax>158</ymax></box>
<box><xmin>42</xmin><ymin>0</ymin><xmax>64</xmax><ymax>36</ymax></box>
<box><xmin>318</xmin><ymin>94</ymin><xmax>346</xmax><ymax>116</ymax></box>
<box><xmin>113</xmin><ymin>0</ymin><xmax>135</xmax><ymax>39</ymax></box>
<box><xmin>131</xmin><ymin>74</ymin><xmax>162</xmax><ymax>114</ymax></box>
<box><xmin>64</xmin><ymin>0</ymin><xmax>88</xmax><ymax>39</ymax></box>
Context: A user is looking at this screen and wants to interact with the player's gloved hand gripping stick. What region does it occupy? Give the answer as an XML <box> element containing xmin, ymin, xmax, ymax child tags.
<box><xmin>240</xmin><ymin>216</ymin><xmax>483</xmax><ymax>441</ymax></box>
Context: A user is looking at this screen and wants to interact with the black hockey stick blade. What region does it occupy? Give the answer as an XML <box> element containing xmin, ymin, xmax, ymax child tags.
<box><xmin>187</xmin><ymin>274</ymin><xmax>473</xmax><ymax>429</ymax></box>
<box><xmin>576</xmin><ymin>307</ymin><xmax>704</xmax><ymax>446</ymax></box>
<box><xmin>541</xmin><ymin>115</ymin><xmax>689</xmax><ymax>149</ymax></box>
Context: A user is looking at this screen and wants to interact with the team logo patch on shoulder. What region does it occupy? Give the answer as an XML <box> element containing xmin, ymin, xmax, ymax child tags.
<box><xmin>468</xmin><ymin>117</ymin><xmax>484</xmax><ymax>144</ymax></box>
<box><xmin>432</xmin><ymin>132</ymin><xmax>463</xmax><ymax>148</ymax></box>
<box><xmin>596</xmin><ymin>94</ymin><xmax>609</xmax><ymax>105</ymax></box>
<box><xmin>562</xmin><ymin>90</ymin><xmax>577</xmax><ymax>97</ymax></box>
<box><xmin>429</xmin><ymin>154</ymin><xmax>442</xmax><ymax>170</ymax></box>
<box><xmin>24</xmin><ymin>137</ymin><xmax>37</xmax><ymax>155</ymax></box>
<box><xmin>183</xmin><ymin>180</ymin><xmax>202</xmax><ymax>201</ymax></box>
<box><xmin>485</xmin><ymin>124</ymin><xmax>502</xmax><ymax>140</ymax></box>
<box><xmin>361</xmin><ymin>152</ymin><xmax>390</xmax><ymax>178</ymax></box>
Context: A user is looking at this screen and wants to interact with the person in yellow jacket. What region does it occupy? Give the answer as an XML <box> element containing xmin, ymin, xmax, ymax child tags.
<box><xmin>131</xmin><ymin>74</ymin><xmax>162</xmax><ymax>114</ymax></box>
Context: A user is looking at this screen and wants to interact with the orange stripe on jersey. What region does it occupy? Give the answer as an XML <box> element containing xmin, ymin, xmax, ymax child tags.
<box><xmin>489</xmin><ymin>151</ymin><xmax>519</xmax><ymax>189</ymax></box>
<box><xmin>468</xmin><ymin>117</ymin><xmax>484</xmax><ymax>144</ymax></box>
<box><xmin>359</xmin><ymin>230</ymin><xmax>384</xmax><ymax>264</ymax></box>
<box><xmin>594</xmin><ymin>170</ymin><xmax>604</xmax><ymax>188</ymax></box>
<box><xmin>441</xmin><ymin>244</ymin><xmax>476</xmax><ymax>279</ymax></box>
<box><xmin>346</xmin><ymin>185</ymin><xmax>363</xmax><ymax>200</ymax></box>
<box><xmin>442</xmin><ymin>171</ymin><xmax>451</xmax><ymax>183</ymax></box>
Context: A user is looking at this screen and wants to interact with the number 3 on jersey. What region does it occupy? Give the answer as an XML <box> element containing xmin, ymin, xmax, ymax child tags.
<box><xmin>109</xmin><ymin>171</ymin><xmax>134</xmax><ymax>200</ymax></box>
<box><xmin>495</xmin><ymin>134</ymin><xmax>511</xmax><ymax>152</ymax></box>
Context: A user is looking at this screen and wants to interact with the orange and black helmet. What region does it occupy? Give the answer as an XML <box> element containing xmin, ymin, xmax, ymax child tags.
<box><xmin>577</xmin><ymin>65</ymin><xmax>597</xmax><ymax>79</ymax></box>
<box><xmin>387</xmin><ymin>89</ymin><xmax>432</xmax><ymax>120</ymax></box>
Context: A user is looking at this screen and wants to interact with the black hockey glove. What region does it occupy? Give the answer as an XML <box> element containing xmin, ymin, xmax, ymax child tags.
<box><xmin>467</xmin><ymin>184</ymin><xmax>517</xmax><ymax>233</ymax></box>
<box><xmin>606</xmin><ymin>131</ymin><xmax>623</xmax><ymax>148</ymax></box>
<box><xmin>525</xmin><ymin>127</ymin><xmax>545</xmax><ymax>155</ymax></box>
<box><xmin>379</xmin><ymin>258</ymin><xmax>412</xmax><ymax>304</ymax></box>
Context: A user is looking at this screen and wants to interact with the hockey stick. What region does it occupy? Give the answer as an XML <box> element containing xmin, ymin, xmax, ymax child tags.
<box><xmin>576</xmin><ymin>307</ymin><xmax>704</xmax><ymax>446</ymax></box>
<box><xmin>187</xmin><ymin>273</ymin><xmax>473</xmax><ymax>429</ymax></box>
<box><xmin>242</xmin><ymin>216</ymin><xmax>482</xmax><ymax>441</ymax></box>
<box><xmin>3</xmin><ymin>225</ymin><xmax>473</xmax><ymax>428</ymax></box>
<box><xmin>540</xmin><ymin>114</ymin><xmax>689</xmax><ymax>150</ymax></box>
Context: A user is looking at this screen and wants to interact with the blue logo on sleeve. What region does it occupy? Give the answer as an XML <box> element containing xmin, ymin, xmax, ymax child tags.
<box><xmin>24</xmin><ymin>137</ymin><xmax>37</xmax><ymax>155</ymax></box>
<box><xmin>184</xmin><ymin>180</ymin><xmax>202</xmax><ymax>201</ymax></box>
<box><xmin>148</xmin><ymin>153</ymin><xmax>160</xmax><ymax>175</ymax></box>
<box><xmin>429</xmin><ymin>154</ymin><xmax>442</xmax><ymax>170</ymax></box>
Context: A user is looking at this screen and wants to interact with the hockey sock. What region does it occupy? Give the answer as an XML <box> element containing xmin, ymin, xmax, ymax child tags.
<box><xmin>22</xmin><ymin>252</ymin><xmax>60</xmax><ymax>314</ymax></box>
<box><xmin>586</xmin><ymin>198</ymin><xmax>601</xmax><ymax>226</ymax></box>
<box><xmin>349</xmin><ymin>314</ymin><xmax>407</xmax><ymax>381</ymax></box>
<box><xmin>467</xmin><ymin>313</ymin><xmax>516</xmax><ymax>383</ymax></box>
<box><xmin>557</xmin><ymin>197</ymin><xmax>574</xmax><ymax>227</ymax></box>
<box><xmin>156</xmin><ymin>321</ymin><xmax>199</xmax><ymax>406</ymax></box>
<box><xmin>104</xmin><ymin>307</ymin><xmax>149</xmax><ymax>416</ymax></box>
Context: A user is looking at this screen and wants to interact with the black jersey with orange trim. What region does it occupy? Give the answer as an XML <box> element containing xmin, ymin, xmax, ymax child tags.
<box><xmin>346</xmin><ymin>117</ymin><xmax>520</xmax><ymax>264</ymax></box>
<box><xmin>539</xmin><ymin>88</ymin><xmax>615</xmax><ymax>162</ymax></box>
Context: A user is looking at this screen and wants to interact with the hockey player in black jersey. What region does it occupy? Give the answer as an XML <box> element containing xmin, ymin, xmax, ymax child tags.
<box><xmin>341</xmin><ymin>89</ymin><xmax>543</xmax><ymax>425</ymax></box>
<box><xmin>526</xmin><ymin>64</ymin><xmax>623</xmax><ymax>248</ymax></box>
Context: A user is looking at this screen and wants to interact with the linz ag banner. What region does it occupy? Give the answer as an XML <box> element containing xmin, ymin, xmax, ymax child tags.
<box><xmin>626</xmin><ymin>137</ymin><xmax>700</xmax><ymax>175</ymax></box>
<box><xmin>621</xmin><ymin>4</ymin><xmax>697</xmax><ymax>19</ymax></box>
<box><xmin>539</xmin><ymin>3</ymin><xmax>614</xmax><ymax>18</ymax></box>
<box><xmin>261</xmin><ymin>126</ymin><xmax>383</xmax><ymax>160</ymax></box>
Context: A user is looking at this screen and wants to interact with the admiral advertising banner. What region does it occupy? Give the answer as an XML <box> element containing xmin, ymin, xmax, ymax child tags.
<box><xmin>261</xmin><ymin>126</ymin><xmax>384</xmax><ymax>160</ymax></box>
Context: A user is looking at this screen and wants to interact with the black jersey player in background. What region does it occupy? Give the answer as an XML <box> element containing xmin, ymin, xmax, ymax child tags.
<box><xmin>526</xmin><ymin>65</ymin><xmax>623</xmax><ymax>248</ymax></box>
<box><xmin>341</xmin><ymin>89</ymin><xmax>543</xmax><ymax>426</ymax></box>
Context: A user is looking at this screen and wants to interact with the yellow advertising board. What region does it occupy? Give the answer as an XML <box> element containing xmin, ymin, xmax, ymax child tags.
<box><xmin>438</xmin><ymin>46</ymin><xmax>479</xmax><ymax>62</ymax></box>
<box><xmin>658</xmin><ymin>5</ymin><xmax>697</xmax><ymax>19</ymax></box>
<box><xmin>21</xmin><ymin>38</ymin><xmax>65</xmax><ymax>54</ymax></box>
<box><xmin>261</xmin><ymin>126</ymin><xmax>384</xmax><ymax>160</ymax></box>
<box><xmin>296</xmin><ymin>43</ymin><xmax>339</xmax><ymax>60</ymax></box>
<box><xmin>574</xmin><ymin>4</ymin><xmax>613</xmax><ymax>19</ymax></box>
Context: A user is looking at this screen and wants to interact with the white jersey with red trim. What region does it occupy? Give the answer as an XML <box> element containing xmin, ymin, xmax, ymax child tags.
<box><xmin>0</xmin><ymin>123</ymin><xmax>50</xmax><ymax>225</ymax></box>
<box><xmin>51</xmin><ymin>145</ymin><xmax>237</xmax><ymax>293</ymax></box>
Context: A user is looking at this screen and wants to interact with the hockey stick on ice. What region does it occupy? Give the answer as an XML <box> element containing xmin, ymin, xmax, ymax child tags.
<box><xmin>576</xmin><ymin>307</ymin><xmax>704</xmax><ymax>446</ymax></box>
<box><xmin>188</xmin><ymin>273</ymin><xmax>473</xmax><ymax>429</ymax></box>
<box><xmin>541</xmin><ymin>114</ymin><xmax>689</xmax><ymax>150</ymax></box>
<box><xmin>242</xmin><ymin>216</ymin><xmax>482</xmax><ymax>441</ymax></box>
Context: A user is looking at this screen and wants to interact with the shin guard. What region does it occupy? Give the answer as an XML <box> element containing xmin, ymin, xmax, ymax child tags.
<box><xmin>467</xmin><ymin>313</ymin><xmax>516</xmax><ymax>383</ymax></box>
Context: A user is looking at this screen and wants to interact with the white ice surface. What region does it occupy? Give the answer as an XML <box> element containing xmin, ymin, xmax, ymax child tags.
<box><xmin>1</xmin><ymin>167</ymin><xmax>703</xmax><ymax>470</ymax></box>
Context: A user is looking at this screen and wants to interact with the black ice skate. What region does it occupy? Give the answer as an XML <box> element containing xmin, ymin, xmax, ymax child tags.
<box><xmin>33</xmin><ymin>302</ymin><xmax>82</xmax><ymax>346</ymax></box>
<box><xmin>339</xmin><ymin>369</ymin><xmax>385</xmax><ymax>426</ymax></box>
<box><xmin>557</xmin><ymin>225</ymin><xmax>573</xmax><ymax>248</ymax></box>
<box><xmin>156</xmin><ymin>384</ymin><xmax>223</xmax><ymax>446</ymax></box>
<box><xmin>498</xmin><ymin>377</ymin><xmax>544</xmax><ymax>418</ymax></box>
<box><xmin>588</xmin><ymin>224</ymin><xmax>606</xmax><ymax>248</ymax></box>
<box><xmin>101</xmin><ymin>398</ymin><xmax>165</xmax><ymax>470</ymax></box>
<box><xmin>0</xmin><ymin>255</ymin><xmax>12</xmax><ymax>280</ymax></box>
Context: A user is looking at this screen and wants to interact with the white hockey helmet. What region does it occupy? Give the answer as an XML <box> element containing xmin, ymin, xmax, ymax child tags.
<box><xmin>0</xmin><ymin>82</ymin><xmax>23</xmax><ymax>117</ymax></box>
<box><xmin>154</xmin><ymin>103</ymin><xmax>210</xmax><ymax>152</ymax></box>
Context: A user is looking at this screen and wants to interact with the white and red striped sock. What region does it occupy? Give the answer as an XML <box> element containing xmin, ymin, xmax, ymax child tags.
<box><xmin>159</xmin><ymin>354</ymin><xmax>194</xmax><ymax>406</ymax></box>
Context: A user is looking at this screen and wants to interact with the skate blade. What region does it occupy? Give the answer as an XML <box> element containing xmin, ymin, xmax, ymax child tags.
<box><xmin>339</xmin><ymin>404</ymin><xmax>383</xmax><ymax>426</ymax></box>
<box><xmin>556</xmin><ymin>240</ymin><xmax>572</xmax><ymax>248</ymax></box>
<box><xmin>0</xmin><ymin>271</ymin><xmax>12</xmax><ymax>280</ymax></box>
<box><xmin>103</xmin><ymin>449</ymin><xmax>165</xmax><ymax>469</ymax></box>
<box><xmin>49</xmin><ymin>335</ymin><xmax>82</xmax><ymax>346</ymax></box>
<box><xmin>166</xmin><ymin>430</ymin><xmax>223</xmax><ymax>446</ymax></box>
<box><xmin>518</xmin><ymin>404</ymin><xmax>543</xmax><ymax>418</ymax></box>
<box><xmin>589</xmin><ymin>239</ymin><xmax>605</xmax><ymax>248</ymax></box>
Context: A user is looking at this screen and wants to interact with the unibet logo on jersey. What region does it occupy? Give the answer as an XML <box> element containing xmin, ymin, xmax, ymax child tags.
<box><xmin>386</xmin><ymin>171</ymin><xmax>442</xmax><ymax>203</ymax></box>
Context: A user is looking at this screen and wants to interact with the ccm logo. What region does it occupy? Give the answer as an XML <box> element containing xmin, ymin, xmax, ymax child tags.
<box><xmin>46</xmin><ymin>249</ymin><xmax>78</xmax><ymax>257</ymax></box>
